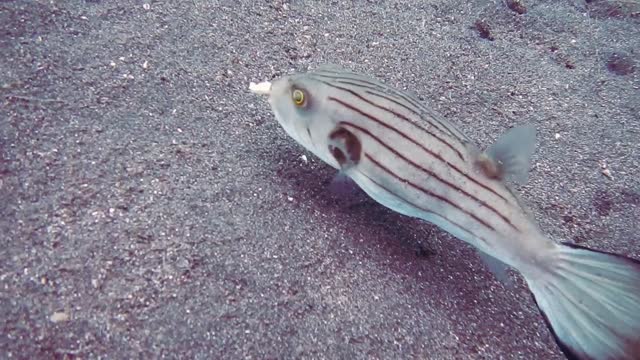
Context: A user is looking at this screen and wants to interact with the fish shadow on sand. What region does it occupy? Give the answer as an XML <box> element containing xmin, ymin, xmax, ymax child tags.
<box><xmin>254</xmin><ymin>143</ymin><xmax>554</xmax><ymax>355</ymax></box>
<box><xmin>264</xmin><ymin>143</ymin><xmax>487</xmax><ymax>277</ymax></box>
<box><xmin>259</xmin><ymin>141</ymin><xmax>543</xmax><ymax>328</ymax></box>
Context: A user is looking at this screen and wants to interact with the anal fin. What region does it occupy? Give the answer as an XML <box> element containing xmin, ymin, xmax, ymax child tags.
<box><xmin>477</xmin><ymin>249</ymin><xmax>514</xmax><ymax>287</ymax></box>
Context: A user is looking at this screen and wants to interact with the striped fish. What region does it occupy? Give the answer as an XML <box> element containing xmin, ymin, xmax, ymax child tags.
<box><xmin>249</xmin><ymin>66</ymin><xmax>640</xmax><ymax>360</ymax></box>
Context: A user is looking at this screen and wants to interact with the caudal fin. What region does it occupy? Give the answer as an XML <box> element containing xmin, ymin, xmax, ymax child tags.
<box><xmin>524</xmin><ymin>242</ymin><xmax>640</xmax><ymax>360</ymax></box>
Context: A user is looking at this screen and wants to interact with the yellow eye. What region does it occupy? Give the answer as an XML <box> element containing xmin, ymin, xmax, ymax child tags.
<box><xmin>292</xmin><ymin>89</ymin><xmax>305</xmax><ymax>106</ymax></box>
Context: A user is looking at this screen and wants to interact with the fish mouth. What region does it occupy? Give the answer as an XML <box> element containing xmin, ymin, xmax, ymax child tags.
<box><xmin>249</xmin><ymin>81</ymin><xmax>272</xmax><ymax>95</ymax></box>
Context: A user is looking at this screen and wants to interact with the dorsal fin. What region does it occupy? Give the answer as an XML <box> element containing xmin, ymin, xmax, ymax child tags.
<box><xmin>477</xmin><ymin>124</ymin><xmax>536</xmax><ymax>185</ymax></box>
<box><xmin>314</xmin><ymin>63</ymin><xmax>351</xmax><ymax>73</ymax></box>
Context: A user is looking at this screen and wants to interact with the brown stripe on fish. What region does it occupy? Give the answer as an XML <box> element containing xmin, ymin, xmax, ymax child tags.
<box><xmin>311</xmin><ymin>71</ymin><xmax>469</xmax><ymax>143</ymax></box>
<box><xmin>361</xmin><ymin>89</ymin><xmax>468</xmax><ymax>148</ymax></box>
<box><xmin>362</xmin><ymin>88</ymin><xmax>461</xmax><ymax>141</ymax></box>
<box><xmin>314</xmin><ymin>79</ymin><xmax>466</xmax><ymax>162</ymax></box>
<box><xmin>340</xmin><ymin>120</ymin><xmax>519</xmax><ymax>232</ymax></box>
<box><xmin>363</xmin><ymin>153</ymin><xmax>497</xmax><ymax>233</ymax></box>
<box><xmin>327</xmin><ymin>95</ymin><xmax>513</xmax><ymax>205</ymax></box>
<box><xmin>355</xmin><ymin>169</ymin><xmax>490</xmax><ymax>245</ymax></box>
<box><xmin>317</xmin><ymin>76</ymin><xmax>457</xmax><ymax>139</ymax></box>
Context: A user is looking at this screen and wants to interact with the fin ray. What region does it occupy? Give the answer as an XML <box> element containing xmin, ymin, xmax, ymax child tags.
<box><xmin>525</xmin><ymin>243</ymin><xmax>640</xmax><ymax>360</ymax></box>
<box><xmin>485</xmin><ymin>124</ymin><xmax>536</xmax><ymax>185</ymax></box>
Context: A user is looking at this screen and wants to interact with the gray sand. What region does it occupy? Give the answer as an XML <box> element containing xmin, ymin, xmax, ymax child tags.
<box><xmin>1</xmin><ymin>1</ymin><xmax>639</xmax><ymax>358</ymax></box>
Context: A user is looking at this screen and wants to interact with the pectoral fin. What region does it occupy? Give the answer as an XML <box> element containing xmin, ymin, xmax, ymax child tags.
<box><xmin>328</xmin><ymin>171</ymin><xmax>360</xmax><ymax>197</ymax></box>
<box><xmin>327</xmin><ymin>127</ymin><xmax>365</xmax><ymax>201</ymax></box>
<box><xmin>477</xmin><ymin>124</ymin><xmax>536</xmax><ymax>185</ymax></box>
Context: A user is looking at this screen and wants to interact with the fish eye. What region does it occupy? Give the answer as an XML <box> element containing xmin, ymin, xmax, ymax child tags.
<box><xmin>292</xmin><ymin>89</ymin><xmax>306</xmax><ymax>106</ymax></box>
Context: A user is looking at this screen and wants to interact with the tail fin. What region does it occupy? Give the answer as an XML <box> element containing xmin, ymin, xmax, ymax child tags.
<box><xmin>524</xmin><ymin>242</ymin><xmax>640</xmax><ymax>360</ymax></box>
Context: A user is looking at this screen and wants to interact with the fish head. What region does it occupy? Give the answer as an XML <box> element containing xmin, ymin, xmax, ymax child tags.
<box><xmin>251</xmin><ymin>71</ymin><xmax>343</xmax><ymax>169</ymax></box>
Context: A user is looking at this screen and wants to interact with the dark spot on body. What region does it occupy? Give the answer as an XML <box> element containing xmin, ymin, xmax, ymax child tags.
<box><xmin>329</xmin><ymin>146</ymin><xmax>347</xmax><ymax>166</ymax></box>
<box><xmin>476</xmin><ymin>154</ymin><xmax>502</xmax><ymax>180</ymax></box>
<box><xmin>473</xmin><ymin>20</ymin><xmax>494</xmax><ymax>41</ymax></box>
<box><xmin>328</xmin><ymin>127</ymin><xmax>362</xmax><ymax>167</ymax></box>
<box><xmin>606</xmin><ymin>52</ymin><xmax>635</xmax><ymax>76</ymax></box>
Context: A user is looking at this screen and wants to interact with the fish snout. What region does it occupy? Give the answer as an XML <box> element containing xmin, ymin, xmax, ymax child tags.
<box><xmin>249</xmin><ymin>80</ymin><xmax>272</xmax><ymax>96</ymax></box>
